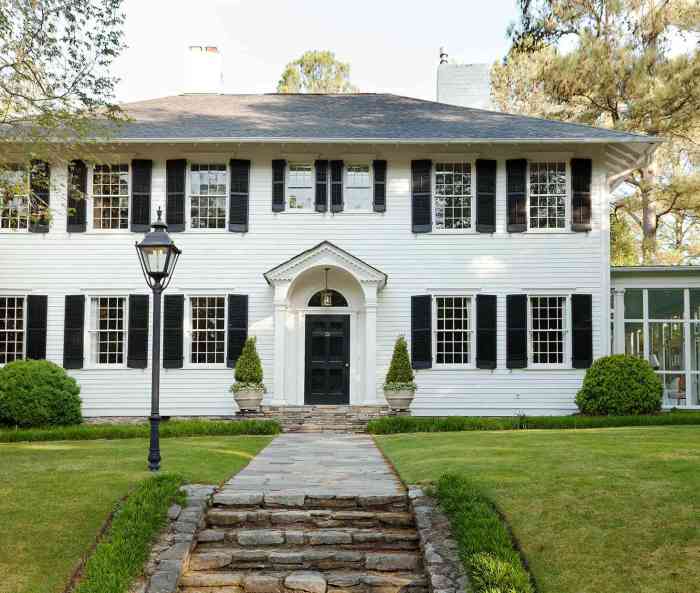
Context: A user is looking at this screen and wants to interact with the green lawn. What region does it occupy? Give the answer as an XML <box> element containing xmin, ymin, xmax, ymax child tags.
<box><xmin>376</xmin><ymin>426</ymin><xmax>700</xmax><ymax>593</ymax></box>
<box><xmin>0</xmin><ymin>435</ymin><xmax>273</xmax><ymax>593</ymax></box>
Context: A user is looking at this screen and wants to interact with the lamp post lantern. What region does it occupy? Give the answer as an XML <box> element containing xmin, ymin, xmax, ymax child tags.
<box><xmin>135</xmin><ymin>208</ymin><xmax>181</xmax><ymax>471</ymax></box>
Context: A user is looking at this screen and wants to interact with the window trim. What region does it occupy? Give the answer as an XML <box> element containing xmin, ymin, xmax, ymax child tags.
<box><xmin>183</xmin><ymin>293</ymin><xmax>228</xmax><ymax>369</ymax></box>
<box><xmin>526</xmin><ymin>160</ymin><xmax>571</xmax><ymax>233</ymax></box>
<box><xmin>186</xmin><ymin>161</ymin><xmax>229</xmax><ymax>232</ymax></box>
<box><xmin>285</xmin><ymin>162</ymin><xmax>316</xmax><ymax>213</ymax></box>
<box><xmin>84</xmin><ymin>294</ymin><xmax>129</xmax><ymax>369</ymax></box>
<box><xmin>432</xmin><ymin>159</ymin><xmax>476</xmax><ymax>234</ymax></box>
<box><xmin>87</xmin><ymin>163</ymin><xmax>132</xmax><ymax>233</ymax></box>
<box><xmin>431</xmin><ymin>294</ymin><xmax>476</xmax><ymax>369</ymax></box>
<box><xmin>0</xmin><ymin>165</ymin><xmax>30</xmax><ymax>233</ymax></box>
<box><xmin>527</xmin><ymin>293</ymin><xmax>571</xmax><ymax>369</ymax></box>
<box><xmin>0</xmin><ymin>294</ymin><xmax>27</xmax><ymax>365</ymax></box>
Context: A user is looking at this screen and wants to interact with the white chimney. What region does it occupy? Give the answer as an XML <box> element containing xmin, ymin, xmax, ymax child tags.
<box><xmin>184</xmin><ymin>45</ymin><xmax>223</xmax><ymax>94</ymax></box>
<box><xmin>436</xmin><ymin>47</ymin><xmax>495</xmax><ymax>111</ymax></box>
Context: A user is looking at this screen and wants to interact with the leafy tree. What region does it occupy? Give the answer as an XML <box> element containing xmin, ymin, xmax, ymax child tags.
<box><xmin>492</xmin><ymin>0</ymin><xmax>700</xmax><ymax>263</ymax></box>
<box><xmin>277</xmin><ymin>50</ymin><xmax>358</xmax><ymax>94</ymax></box>
<box><xmin>1</xmin><ymin>0</ymin><xmax>126</xmax><ymax>221</ymax></box>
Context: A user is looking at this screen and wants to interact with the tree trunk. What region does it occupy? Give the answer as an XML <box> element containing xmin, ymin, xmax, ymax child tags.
<box><xmin>641</xmin><ymin>188</ymin><xmax>658</xmax><ymax>264</ymax></box>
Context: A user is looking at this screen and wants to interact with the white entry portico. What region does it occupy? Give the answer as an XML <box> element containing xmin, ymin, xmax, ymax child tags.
<box><xmin>263</xmin><ymin>242</ymin><xmax>388</xmax><ymax>406</ymax></box>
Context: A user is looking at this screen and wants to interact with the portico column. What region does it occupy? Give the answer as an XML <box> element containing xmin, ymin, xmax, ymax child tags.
<box><xmin>613</xmin><ymin>287</ymin><xmax>626</xmax><ymax>355</ymax></box>
<box><xmin>363</xmin><ymin>283</ymin><xmax>379</xmax><ymax>404</ymax></box>
<box><xmin>272</xmin><ymin>282</ymin><xmax>290</xmax><ymax>406</ymax></box>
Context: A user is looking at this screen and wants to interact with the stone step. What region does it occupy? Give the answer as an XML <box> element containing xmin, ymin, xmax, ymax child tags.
<box><xmin>187</xmin><ymin>548</ymin><xmax>422</xmax><ymax>572</ymax></box>
<box><xmin>195</xmin><ymin>527</ymin><xmax>420</xmax><ymax>550</ymax></box>
<box><xmin>180</xmin><ymin>569</ymin><xmax>428</xmax><ymax>593</ymax></box>
<box><xmin>210</xmin><ymin>493</ymin><xmax>409</xmax><ymax>512</ymax></box>
<box><xmin>207</xmin><ymin>509</ymin><xmax>414</xmax><ymax>530</ymax></box>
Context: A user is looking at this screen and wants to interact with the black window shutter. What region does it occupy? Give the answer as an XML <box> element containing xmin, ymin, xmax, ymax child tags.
<box><xmin>26</xmin><ymin>295</ymin><xmax>48</xmax><ymax>360</ymax></box>
<box><xmin>572</xmin><ymin>294</ymin><xmax>593</xmax><ymax>368</ymax></box>
<box><xmin>226</xmin><ymin>295</ymin><xmax>248</xmax><ymax>368</ymax></box>
<box><xmin>373</xmin><ymin>160</ymin><xmax>387</xmax><ymax>212</ymax></box>
<box><xmin>411</xmin><ymin>160</ymin><xmax>432</xmax><ymax>233</ymax></box>
<box><xmin>571</xmin><ymin>158</ymin><xmax>592</xmax><ymax>232</ymax></box>
<box><xmin>476</xmin><ymin>294</ymin><xmax>497</xmax><ymax>369</ymax></box>
<box><xmin>330</xmin><ymin>160</ymin><xmax>344</xmax><ymax>213</ymax></box>
<box><xmin>166</xmin><ymin>159</ymin><xmax>186</xmax><ymax>232</ymax></box>
<box><xmin>67</xmin><ymin>160</ymin><xmax>87</xmax><ymax>232</ymax></box>
<box><xmin>315</xmin><ymin>160</ymin><xmax>328</xmax><ymax>212</ymax></box>
<box><xmin>229</xmin><ymin>159</ymin><xmax>250</xmax><ymax>232</ymax></box>
<box><xmin>29</xmin><ymin>160</ymin><xmax>50</xmax><ymax>233</ymax></box>
<box><xmin>506</xmin><ymin>294</ymin><xmax>528</xmax><ymax>369</ymax></box>
<box><xmin>506</xmin><ymin>159</ymin><xmax>527</xmax><ymax>233</ymax></box>
<box><xmin>476</xmin><ymin>160</ymin><xmax>497</xmax><ymax>233</ymax></box>
<box><xmin>127</xmin><ymin>295</ymin><xmax>149</xmax><ymax>369</ymax></box>
<box><xmin>163</xmin><ymin>294</ymin><xmax>184</xmax><ymax>368</ymax></box>
<box><xmin>63</xmin><ymin>295</ymin><xmax>85</xmax><ymax>369</ymax></box>
<box><xmin>272</xmin><ymin>159</ymin><xmax>286</xmax><ymax>212</ymax></box>
<box><xmin>411</xmin><ymin>295</ymin><xmax>432</xmax><ymax>369</ymax></box>
<box><xmin>131</xmin><ymin>159</ymin><xmax>152</xmax><ymax>232</ymax></box>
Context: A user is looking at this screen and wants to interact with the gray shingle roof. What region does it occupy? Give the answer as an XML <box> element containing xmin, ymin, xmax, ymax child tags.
<box><xmin>114</xmin><ymin>93</ymin><xmax>658</xmax><ymax>144</ymax></box>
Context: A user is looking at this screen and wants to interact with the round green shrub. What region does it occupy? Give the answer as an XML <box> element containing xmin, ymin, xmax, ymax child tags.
<box><xmin>575</xmin><ymin>355</ymin><xmax>662</xmax><ymax>416</ymax></box>
<box><xmin>232</xmin><ymin>337</ymin><xmax>264</xmax><ymax>392</ymax></box>
<box><xmin>0</xmin><ymin>359</ymin><xmax>82</xmax><ymax>427</ymax></box>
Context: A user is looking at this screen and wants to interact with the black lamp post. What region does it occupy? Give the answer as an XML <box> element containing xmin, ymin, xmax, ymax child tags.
<box><xmin>135</xmin><ymin>209</ymin><xmax>181</xmax><ymax>471</ymax></box>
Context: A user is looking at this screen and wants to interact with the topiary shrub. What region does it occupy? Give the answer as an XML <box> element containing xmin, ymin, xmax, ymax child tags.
<box><xmin>0</xmin><ymin>359</ymin><xmax>82</xmax><ymax>427</ymax></box>
<box><xmin>575</xmin><ymin>354</ymin><xmax>663</xmax><ymax>416</ymax></box>
<box><xmin>231</xmin><ymin>337</ymin><xmax>265</xmax><ymax>393</ymax></box>
<box><xmin>384</xmin><ymin>336</ymin><xmax>416</xmax><ymax>392</ymax></box>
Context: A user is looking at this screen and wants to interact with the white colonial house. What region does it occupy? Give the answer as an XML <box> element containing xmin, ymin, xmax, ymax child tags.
<box><xmin>5</xmin><ymin>91</ymin><xmax>693</xmax><ymax>420</ymax></box>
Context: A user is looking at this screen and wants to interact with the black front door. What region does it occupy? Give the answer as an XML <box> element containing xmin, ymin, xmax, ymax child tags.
<box><xmin>305</xmin><ymin>315</ymin><xmax>350</xmax><ymax>405</ymax></box>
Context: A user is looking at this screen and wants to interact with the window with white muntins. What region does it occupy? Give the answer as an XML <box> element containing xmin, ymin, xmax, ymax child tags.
<box><xmin>286</xmin><ymin>163</ymin><xmax>314</xmax><ymax>211</ymax></box>
<box><xmin>434</xmin><ymin>296</ymin><xmax>473</xmax><ymax>365</ymax></box>
<box><xmin>0</xmin><ymin>296</ymin><xmax>25</xmax><ymax>363</ymax></box>
<box><xmin>89</xmin><ymin>296</ymin><xmax>127</xmax><ymax>365</ymax></box>
<box><xmin>345</xmin><ymin>164</ymin><xmax>372</xmax><ymax>211</ymax></box>
<box><xmin>434</xmin><ymin>162</ymin><xmax>472</xmax><ymax>231</ymax></box>
<box><xmin>92</xmin><ymin>164</ymin><xmax>129</xmax><ymax>230</ymax></box>
<box><xmin>528</xmin><ymin>161</ymin><xmax>567</xmax><ymax>230</ymax></box>
<box><xmin>0</xmin><ymin>166</ymin><xmax>29</xmax><ymax>231</ymax></box>
<box><xmin>190</xmin><ymin>164</ymin><xmax>227</xmax><ymax>229</ymax></box>
<box><xmin>190</xmin><ymin>296</ymin><xmax>226</xmax><ymax>364</ymax></box>
<box><xmin>529</xmin><ymin>295</ymin><xmax>567</xmax><ymax>365</ymax></box>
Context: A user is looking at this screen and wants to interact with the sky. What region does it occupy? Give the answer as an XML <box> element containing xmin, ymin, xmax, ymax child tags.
<box><xmin>112</xmin><ymin>0</ymin><xmax>519</xmax><ymax>104</ymax></box>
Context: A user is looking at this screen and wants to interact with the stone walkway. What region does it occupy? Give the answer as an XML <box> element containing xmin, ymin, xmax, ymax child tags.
<box><xmin>222</xmin><ymin>433</ymin><xmax>402</xmax><ymax>496</ymax></box>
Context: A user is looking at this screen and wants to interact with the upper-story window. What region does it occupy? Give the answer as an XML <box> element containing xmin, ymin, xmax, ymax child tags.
<box><xmin>528</xmin><ymin>162</ymin><xmax>567</xmax><ymax>230</ymax></box>
<box><xmin>434</xmin><ymin>295</ymin><xmax>473</xmax><ymax>366</ymax></box>
<box><xmin>529</xmin><ymin>295</ymin><xmax>568</xmax><ymax>366</ymax></box>
<box><xmin>0</xmin><ymin>165</ymin><xmax>29</xmax><ymax>231</ymax></box>
<box><xmin>89</xmin><ymin>296</ymin><xmax>127</xmax><ymax>365</ymax></box>
<box><xmin>190</xmin><ymin>164</ymin><xmax>227</xmax><ymax>229</ymax></box>
<box><xmin>0</xmin><ymin>296</ymin><xmax>25</xmax><ymax>363</ymax></box>
<box><xmin>287</xmin><ymin>163</ymin><xmax>314</xmax><ymax>211</ymax></box>
<box><xmin>434</xmin><ymin>162</ymin><xmax>472</xmax><ymax>231</ymax></box>
<box><xmin>92</xmin><ymin>164</ymin><xmax>129</xmax><ymax>230</ymax></box>
<box><xmin>345</xmin><ymin>164</ymin><xmax>372</xmax><ymax>211</ymax></box>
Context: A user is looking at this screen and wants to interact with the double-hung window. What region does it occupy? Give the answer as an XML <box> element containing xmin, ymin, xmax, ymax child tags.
<box><xmin>190</xmin><ymin>164</ymin><xmax>227</xmax><ymax>229</ymax></box>
<box><xmin>529</xmin><ymin>295</ymin><xmax>568</xmax><ymax>366</ymax></box>
<box><xmin>344</xmin><ymin>164</ymin><xmax>372</xmax><ymax>211</ymax></box>
<box><xmin>0</xmin><ymin>296</ymin><xmax>25</xmax><ymax>363</ymax></box>
<box><xmin>89</xmin><ymin>296</ymin><xmax>127</xmax><ymax>365</ymax></box>
<box><xmin>434</xmin><ymin>296</ymin><xmax>473</xmax><ymax>366</ymax></box>
<box><xmin>434</xmin><ymin>162</ymin><xmax>472</xmax><ymax>231</ymax></box>
<box><xmin>190</xmin><ymin>296</ymin><xmax>226</xmax><ymax>365</ymax></box>
<box><xmin>92</xmin><ymin>164</ymin><xmax>129</xmax><ymax>230</ymax></box>
<box><xmin>528</xmin><ymin>161</ymin><xmax>568</xmax><ymax>230</ymax></box>
<box><xmin>286</xmin><ymin>163</ymin><xmax>314</xmax><ymax>211</ymax></box>
<box><xmin>0</xmin><ymin>165</ymin><xmax>30</xmax><ymax>231</ymax></box>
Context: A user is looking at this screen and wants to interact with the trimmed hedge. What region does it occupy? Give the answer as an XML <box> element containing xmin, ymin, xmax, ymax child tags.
<box><xmin>367</xmin><ymin>411</ymin><xmax>700</xmax><ymax>434</ymax></box>
<box><xmin>436</xmin><ymin>473</ymin><xmax>534</xmax><ymax>593</ymax></box>
<box><xmin>74</xmin><ymin>473</ymin><xmax>185</xmax><ymax>593</ymax></box>
<box><xmin>0</xmin><ymin>418</ymin><xmax>281</xmax><ymax>443</ymax></box>
<box><xmin>0</xmin><ymin>359</ymin><xmax>82</xmax><ymax>427</ymax></box>
<box><xmin>576</xmin><ymin>354</ymin><xmax>663</xmax><ymax>415</ymax></box>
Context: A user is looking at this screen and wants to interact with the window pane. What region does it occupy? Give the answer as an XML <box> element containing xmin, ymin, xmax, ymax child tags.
<box><xmin>648</xmin><ymin>289</ymin><xmax>683</xmax><ymax>320</ymax></box>
<box><xmin>624</xmin><ymin>322</ymin><xmax>644</xmax><ymax>358</ymax></box>
<box><xmin>0</xmin><ymin>165</ymin><xmax>30</xmax><ymax>230</ymax></box>
<box><xmin>690</xmin><ymin>375</ymin><xmax>700</xmax><ymax>407</ymax></box>
<box><xmin>530</xmin><ymin>296</ymin><xmax>566</xmax><ymax>364</ymax></box>
<box><xmin>529</xmin><ymin>162</ymin><xmax>566</xmax><ymax>229</ymax></box>
<box><xmin>690</xmin><ymin>290</ymin><xmax>700</xmax><ymax>320</ymax></box>
<box><xmin>660</xmin><ymin>373</ymin><xmax>686</xmax><ymax>407</ymax></box>
<box><xmin>435</xmin><ymin>296</ymin><xmax>471</xmax><ymax>364</ymax></box>
<box><xmin>624</xmin><ymin>289</ymin><xmax>644</xmax><ymax>319</ymax></box>
<box><xmin>190</xmin><ymin>296</ymin><xmax>225</xmax><ymax>364</ymax></box>
<box><xmin>434</xmin><ymin>162</ymin><xmax>471</xmax><ymax>230</ymax></box>
<box><xmin>649</xmin><ymin>322</ymin><xmax>684</xmax><ymax>371</ymax></box>
<box><xmin>91</xmin><ymin>296</ymin><xmax>125</xmax><ymax>364</ymax></box>
<box><xmin>287</xmin><ymin>163</ymin><xmax>314</xmax><ymax>210</ymax></box>
<box><xmin>190</xmin><ymin>164</ymin><xmax>226</xmax><ymax>229</ymax></box>
<box><xmin>93</xmin><ymin>164</ymin><xmax>129</xmax><ymax>230</ymax></box>
<box><xmin>691</xmin><ymin>323</ymin><xmax>700</xmax><ymax>371</ymax></box>
<box><xmin>0</xmin><ymin>296</ymin><xmax>24</xmax><ymax>363</ymax></box>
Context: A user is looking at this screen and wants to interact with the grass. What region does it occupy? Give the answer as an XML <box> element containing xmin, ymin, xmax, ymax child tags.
<box><xmin>376</xmin><ymin>426</ymin><xmax>700</xmax><ymax>593</ymax></box>
<box><xmin>0</xmin><ymin>418</ymin><xmax>280</xmax><ymax>443</ymax></box>
<box><xmin>367</xmin><ymin>411</ymin><xmax>700</xmax><ymax>434</ymax></box>
<box><xmin>0</xmin><ymin>435</ymin><xmax>273</xmax><ymax>593</ymax></box>
<box><xmin>435</xmin><ymin>474</ymin><xmax>533</xmax><ymax>593</ymax></box>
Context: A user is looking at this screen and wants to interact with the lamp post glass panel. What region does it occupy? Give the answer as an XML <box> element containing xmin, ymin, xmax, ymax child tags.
<box><xmin>136</xmin><ymin>209</ymin><xmax>181</xmax><ymax>471</ymax></box>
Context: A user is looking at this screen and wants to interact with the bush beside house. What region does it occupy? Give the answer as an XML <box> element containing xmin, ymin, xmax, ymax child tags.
<box><xmin>231</xmin><ymin>337</ymin><xmax>265</xmax><ymax>410</ymax></box>
<box><xmin>0</xmin><ymin>359</ymin><xmax>82</xmax><ymax>427</ymax></box>
<box><xmin>384</xmin><ymin>336</ymin><xmax>417</xmax><ymax>410</ymax></box>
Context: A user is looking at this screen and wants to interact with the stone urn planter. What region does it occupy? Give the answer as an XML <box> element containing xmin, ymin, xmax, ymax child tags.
<box><xmin>383</xmin><ymin>387</ymin><xmax>415</xmax><ymax>411</ymax></box>
<box><xmin>233</xmin><ymin>386</ymin><xmax>264</xmax><ymax>411</ymax></box>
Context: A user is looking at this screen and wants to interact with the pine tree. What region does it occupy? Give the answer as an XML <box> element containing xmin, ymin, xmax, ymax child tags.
<box><xmin>385</xmin><ymin>336</ymin><xmax>415</xmax><ymax>387</ymax></box>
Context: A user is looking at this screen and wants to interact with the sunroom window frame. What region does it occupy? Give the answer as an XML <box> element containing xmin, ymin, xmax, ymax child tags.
<box><xmin>432</xmin><ymin>159</ymin><xmax>476</xmax><ymax>234</ymax></box>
